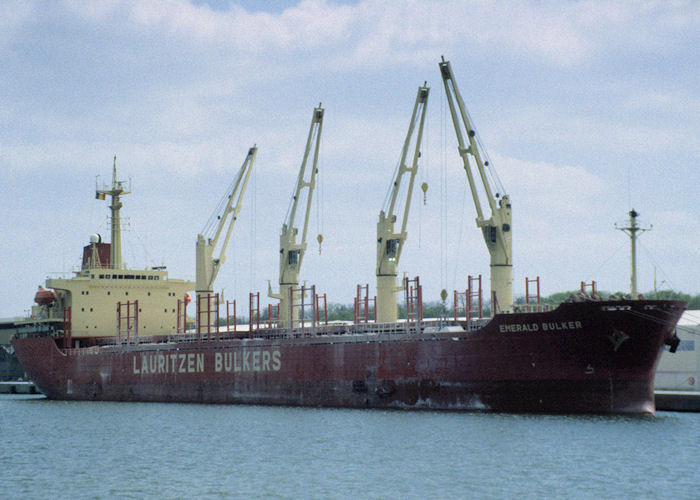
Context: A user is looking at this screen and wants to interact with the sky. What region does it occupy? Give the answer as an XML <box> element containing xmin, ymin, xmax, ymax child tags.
<box><xmin>1</xmin><ymin>0</ymin><xmax>698</xmax><ymax>318</ymax></box>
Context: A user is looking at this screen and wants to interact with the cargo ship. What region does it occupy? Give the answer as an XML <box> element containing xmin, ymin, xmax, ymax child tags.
<box><xmin>12</xmin><ymin>59</ymin><xmax>685</xmax><ymax>413</ymax></box>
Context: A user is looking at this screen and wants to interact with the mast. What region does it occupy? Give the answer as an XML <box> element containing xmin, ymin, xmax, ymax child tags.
<box><xmin>269</xmin><ymin>105</ymin><xmax>324</xmax><ymax>327</ymax></box>
<box><xmin>196</xmin><ymin>146</ymin><xmax>257</xmax><ymax>294</ymax></box>
<box><xmin>376</xmin><ymin>84</ymin><xmax>430</xmax><ymax>323</ymax></box>
<box><xmin>615</xmin><ymin>209</ymin><xmax>651</xmax><ymax>297</ymax></box>
<box><xmin>96</xmin><ymin>156</ymin><xmax>130</xmax><ymax>270</ymax></box>
<box><xmin>439</xmin><ymin>57</ymin><xmax>513</xmax><ymax>313</ymax></box>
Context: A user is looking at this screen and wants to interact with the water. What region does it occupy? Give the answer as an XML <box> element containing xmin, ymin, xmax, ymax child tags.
<box><xmin>1</xmin><ymin>395</ymin><xmax>698</xmax><ymax>499</ymax></box>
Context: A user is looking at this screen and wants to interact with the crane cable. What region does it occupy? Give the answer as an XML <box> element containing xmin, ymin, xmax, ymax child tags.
<box><xmin>440</xmin><ymin>87</ymin><xmax>447</xmax><ymax>294</ymax></box>
<box><xmin>250</xmin><ymin>156</ymin><xmax>257</xmax><ymax>294</ymax></box>
<box><xmin>316</xmin><ymin>136</ymin><xmax>324</xmax><ymax>255</ymax></box>
<box><xmin>418</xmin><ymin>102</ymin><xmax>429</xmax><ymax>248</ymax></box>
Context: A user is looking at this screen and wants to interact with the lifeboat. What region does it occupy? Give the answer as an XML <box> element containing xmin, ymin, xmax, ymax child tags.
<box><xmin>34</xmin><ymin>286</ymin><xmax>56</xmax><ymax>306</ymax></box>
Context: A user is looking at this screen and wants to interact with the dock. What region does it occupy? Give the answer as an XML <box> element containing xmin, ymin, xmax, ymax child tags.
<box><xmin>0</xmin><ymin>381</ymin><xmax>38</xmax><ymax>395</ymax></box>
<box><xmin>655</xmin><ymin>390</ymin><xmax>700</xmax><ymax>412</ymax></box>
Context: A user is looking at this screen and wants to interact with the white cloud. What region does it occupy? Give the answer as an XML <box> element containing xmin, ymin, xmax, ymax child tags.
<box><xmin>495</xmin><ymin>154</ymin><xmax>609</xmax><ymax>215</ymax></box>
<box><xmin>0</xmin><ymin>2</ymin><xmax>33</xmax><ymax>48</ymax></box>
<box><xmin>1</xmin><ymin>0</ymin><xmax>698</xmax><ymax>318</ymax></box>
<box><xmin>625</xmin><ymin>89</ymin><xmax>700</xmax><ymax>116</ymax></box>
<box><xmin>123</xmin><ymin>0</ymin><xmax>355</xmax><ymax>51</ymax></box>
<box><xmin>487</xmin><ymin>103</ymin><xmax>695</xmax><ymax>159</ymax></box>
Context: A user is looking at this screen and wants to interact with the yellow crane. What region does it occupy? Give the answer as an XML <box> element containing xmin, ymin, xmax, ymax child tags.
<box><xmin>269</xmin><ymin>105</ymin><xmax>324</xmax><ymax>327</ymax></box>
<box><xmin>439</xmin><ymin>57</ymin><xmax>513</xmax><ymax>313</ymax></box>
<box><xmin>376</xmin><ymin>84</ymin><xmax>430</xmax><ymax>323</ymax></box>
<box><xmin>195</xmin><ymin>146</ymin><xmax>257</xmax><ymax>295</ymax></box>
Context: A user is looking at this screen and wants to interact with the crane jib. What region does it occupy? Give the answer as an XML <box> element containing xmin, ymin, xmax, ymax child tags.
<box><xmin>439</xmin><ymin>58</ymin><xmax>514</xmax><ymax>312</ymax></box>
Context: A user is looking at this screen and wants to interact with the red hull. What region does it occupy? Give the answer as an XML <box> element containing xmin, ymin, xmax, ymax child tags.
<box><xmin>12</xmin><ymin>300</ymin><xmax>685</xmax><ymax>414</ymax></box>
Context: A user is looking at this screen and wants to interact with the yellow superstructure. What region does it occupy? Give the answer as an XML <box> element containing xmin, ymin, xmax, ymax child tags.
<box><xmin>26</xmin><ymin>157</ymin><xmax>195</xmax><ymax>339</ymax></box>
<box><xmin>40</xmin><ymin>269</ymin><xmax>193</xmax><ymax>337</ymax></box>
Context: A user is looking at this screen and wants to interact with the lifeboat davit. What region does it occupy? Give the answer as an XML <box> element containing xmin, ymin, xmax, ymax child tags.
<box><xmin>34</xmin><ymin>286</ymin><xmax>56</xmax><ymax>306</ymax></box>
<box><xmin>184</xmin><ymin>292</ymin><xmax>192</xmax><ymax>306</ymax></box>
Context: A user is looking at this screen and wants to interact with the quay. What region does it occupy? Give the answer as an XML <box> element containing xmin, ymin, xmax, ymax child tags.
<box><xmin>655</xmin><ymin>390</ymin><xmax>700</xmax><ymax>412</ymax></box>
<box><xmin>0</xmin><ymin>381</ymin><xmax>38</xmax><ymax>395</ymax></box>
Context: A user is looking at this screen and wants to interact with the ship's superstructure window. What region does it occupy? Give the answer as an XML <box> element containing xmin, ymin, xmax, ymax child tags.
<box><xmin>95</xmin><ymin>273</ymin><xmax>159</xmax><ymax>280</ymax></box>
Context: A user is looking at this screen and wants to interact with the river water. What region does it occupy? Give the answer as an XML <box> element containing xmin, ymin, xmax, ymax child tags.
<box><xmin>1</xmin><ymin>395</ymin><xmax>697</xmax><ymax>499</ymax></box>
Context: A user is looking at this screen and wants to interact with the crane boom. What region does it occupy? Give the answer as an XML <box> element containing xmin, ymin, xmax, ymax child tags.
<box><xmin>270</xmin><ymin>105</ymin><xmax>324</xmax><ymax>327</ymax></box>
<box><xmin>196</xmin><ymin>146</ymin><xmax>257</xmax><ymax>293</ymax></box>
<box><xmin>376</xmin><ymin>84</ymin><xmax>430</xmax><ymax>323</ymax></box>
<box><xmin>439</xmin><ymin>57</ymin><xmax>513</xmax><ymax>312</ymax></box>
